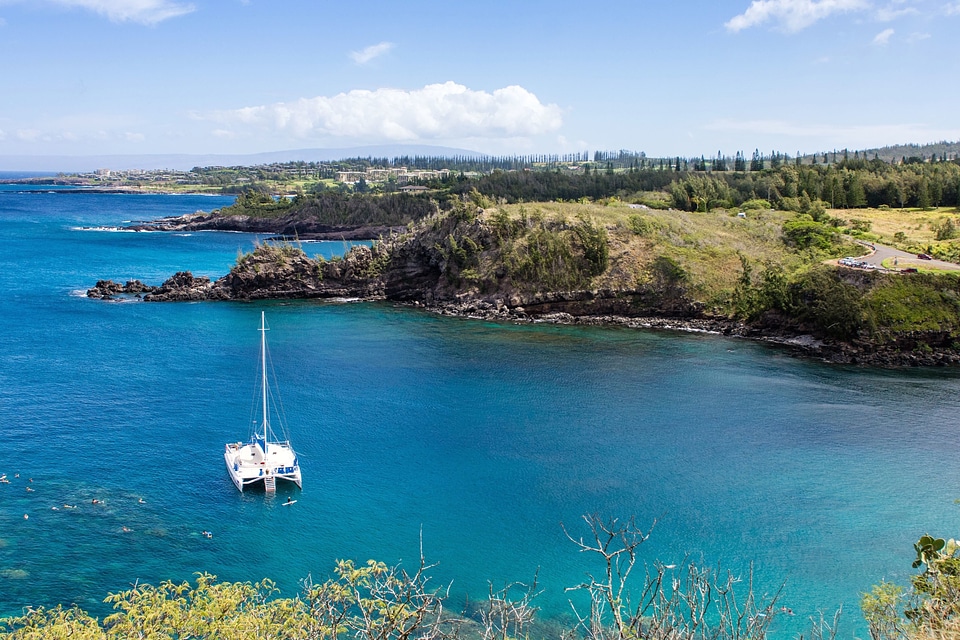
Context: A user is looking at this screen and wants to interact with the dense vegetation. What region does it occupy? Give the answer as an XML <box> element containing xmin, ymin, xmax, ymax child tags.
<box><xmin>218</xmin><ymin>190</ymin><xmax>437</xmax><ymax>227</ymax></box>
<box><xmin>432</xmin><ymin>160</ymin><xmax>960</xmax><ymax>214</ymax></box>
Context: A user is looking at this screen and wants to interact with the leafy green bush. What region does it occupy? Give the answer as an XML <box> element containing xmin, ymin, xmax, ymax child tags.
<box><xmin>634</xmin><ymin>192</ymin><xmax>672</xmax><ymax>210</ymax></box>
<box><xmin>863</xmin><ymin>534</ymin><xmax>960</xmax><ymax>640</ymax></box>
<box><xmin>571</xmin><ymin>214</ymin><xmax>609</xmax><ymax>276</ymax></box>
<box><xmin>779</xmin><ymin>196</ymin><xmax>802</xmax><ymax>212</ymax></box>
<box><xmin>740</xmin><ymin>199</ymin><xmax>772</xmax><ymax>211</ymax></box>
<box><xmin>791</xmin><ymin>267</ymin><xmax>864</xmax><ymax>339</ymax></box>
<box><xmin>933</xmin><ymin>218</ymin><xmax>958</xmax><ymax>241</ymax></box>
<box><xmin>782</xmin><ymin>216</ymin><xmax>841</xmax><ymax>251</ymax></box>
<box><xmin>219</xmin><ymin>189</ymin><xmax>295</xmax><ymax>218</ymax></box>
<box><xmin>626</xmin><ymin>214</ymin><xmax>652</xmax><ymax>236</ymax></box>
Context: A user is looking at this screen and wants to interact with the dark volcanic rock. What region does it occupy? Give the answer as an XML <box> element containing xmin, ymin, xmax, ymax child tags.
<box><xmin>87</xmin><ymin>279</ymin><xmax>124</xmax><ymax>299</ymax></box>
<box><xmin>144</xmin><ymin>271</ymin><xmax>213</xmax><ymax>301</ymax></box>
<box><xmin>123</xmin><ymin>279</ymin><xmax>153</xmax><ymax>293</ymax></box>
<box><xmin>87</xmin><ymin>279</ymin><xmax>158</xmax><ymax>300</ymax></box>
<box><xmin>139</xmin><ymin>243</ymin><xmax>389</xmax><ymax>302</ymax></box>
<box><xmin>383</xmin><ymin>240</ymin><xmax>444</xmax><ymax>302</ymax></box>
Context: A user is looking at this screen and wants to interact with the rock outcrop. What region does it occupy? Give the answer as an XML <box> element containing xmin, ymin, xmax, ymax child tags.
<box><xmin>118</xmin><ymin>242</ymin><xmax>390</xmax><ymax>302</ymax></box>
<box><xmin>87</xmin><ymin>279</ymin><xmax>157</xmax><ymax>300</ymax></box>
<box><xmin>147</xmin><ymin>272</ymin><xmax>214</xmax><ymax>301</ymax></box>
<box><xmin>129</xmin><ymin>211</ymin><xmax>402</xmax><ymax>241</ymax></box>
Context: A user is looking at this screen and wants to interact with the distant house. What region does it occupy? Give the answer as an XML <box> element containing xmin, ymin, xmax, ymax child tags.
<box><xmin>399</xmin><ymin>185</ymin><xmax>429</xmax><ymax>193</ymax></box>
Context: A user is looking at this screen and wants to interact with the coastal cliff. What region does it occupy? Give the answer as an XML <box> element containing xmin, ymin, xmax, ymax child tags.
<box><xmin>128</xmin><ymin>210</ymin><xmax>403</xmax><ymax>241</ymax></box>
<box><xmin>89</xmin><ymin>201</ymin><xmax>960</xmax><ymax>366</ymax></box>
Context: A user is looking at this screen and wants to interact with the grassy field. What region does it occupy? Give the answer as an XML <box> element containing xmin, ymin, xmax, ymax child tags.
<box><xmin>831</xmin><ymin>205</ymin><xmax>960</xmax><ymax>245</ymax></box>
<box><xmin>481</xmin><ymin>201</ymin><xmax>850</xmax><ymax>310</ymax></box>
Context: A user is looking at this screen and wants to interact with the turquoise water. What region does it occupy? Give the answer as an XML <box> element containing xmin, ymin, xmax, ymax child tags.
<box><xmin>1</xmin><ymin>185</ymin><xmax>959</xmax><ymax>637</ymax></box>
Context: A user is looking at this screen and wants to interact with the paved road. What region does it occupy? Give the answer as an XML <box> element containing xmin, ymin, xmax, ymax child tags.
<box><xmin>840</xmin><ymin>241</ymin><xmax>960</xmax><ymax>272</ymax></box>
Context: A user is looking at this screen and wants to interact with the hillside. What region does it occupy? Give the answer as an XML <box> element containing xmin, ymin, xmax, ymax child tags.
<box><xmin>90</xmin><ymin>196</ymin><xmax>960</xmax><ymax>366</ymax></box>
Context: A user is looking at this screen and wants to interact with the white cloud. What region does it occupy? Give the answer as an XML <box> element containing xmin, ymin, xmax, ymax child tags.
<box><xmin>124</xmin><ymin>131</ymin><xmax>145</xmax><ymax>142</ymax></box>
<box><xmin>875</xmin><ymin>4</ymin><xmax>919</xmax><ymax>21</ymax></box>
<box><xmin>350</xmin><ymin>42</ymin><xmax>394</xmax><ymax>65</ymax></box>
<box><xmin>0</xmin><ymin>129</ymin><xmax>6</xmax><ymax>140</ymax></box>
<box><xmin>725</xmin><ymin>0</ymin><xmax>869</xmax><ymax>32</ymax></box>
<box><xmin>29</xmin><ymin>0</ymin><xmax>195</xmax><ymax>25</ymax></box>
<box><xmin>947</xmin><ymin>2</ymin><xmax>960</xmax><ymax>15</ymax></box>
<box><xmin>16</xmin><ymin>129</ymin><xmax>42</xmax><ymax>142</ymax></box>
<box><xmin>873</xmin><ymin>27</ymin><xmax>895</xmax><ymax>43</ymax></box>
<box><xmin>210</xmin><ymin>82</ymin><xmax>563</xmax><ymax>142</ymax></box>
<box><xmin>907</xmin><ymin>30</ymin><xmax>931</xmax><ymax>41</ymax></box>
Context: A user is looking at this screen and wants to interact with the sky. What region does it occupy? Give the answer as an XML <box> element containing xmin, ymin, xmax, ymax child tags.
<box><xmin>0</xmin><ymin>0</ymin><xmax>958</xmax><ymax>161</ymax></box>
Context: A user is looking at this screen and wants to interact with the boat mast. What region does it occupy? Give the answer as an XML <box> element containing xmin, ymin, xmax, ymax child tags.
<box><xmin>260</xmin><ymin>311</ymin><xmax>269</xmax><ymax>453</ymax></box>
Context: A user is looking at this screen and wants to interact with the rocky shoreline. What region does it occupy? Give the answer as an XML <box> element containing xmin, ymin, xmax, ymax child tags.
<box><xmin>416</xmin><ymin>299</ymin><xmax>960</xmax><ymax>367</ymax></box>
<box><xmin>127</xmin><ymin>211</ymin><xmax>401</xmax><ymax>240</ymax></box>
<box><xmin>86</xmin><ymin>208</ymin><xmax>960</xmax><ymax>368</ymax></box>
<box><xmin>87</xmin><ymin>272</ymin><xmax>960</xmax><ymax>367</ymax></box>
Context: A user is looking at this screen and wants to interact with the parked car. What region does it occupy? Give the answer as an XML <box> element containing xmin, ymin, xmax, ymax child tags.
<box><xmin>917</xmin><ymin>253</ymin><xmax>933</xmax><ymax>260</ymax></box>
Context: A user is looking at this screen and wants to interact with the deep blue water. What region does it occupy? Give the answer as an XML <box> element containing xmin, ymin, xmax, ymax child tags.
<box><xmin>1</xmin><ymin>185</ymin><xmax>958</xmax><ymax>637</ymax></box>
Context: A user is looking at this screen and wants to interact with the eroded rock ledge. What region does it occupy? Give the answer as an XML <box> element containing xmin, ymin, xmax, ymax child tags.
<box><xmin>128</xmin><ymin>211</ymin><xmax>401</xmax><ymax>241</ymax></box>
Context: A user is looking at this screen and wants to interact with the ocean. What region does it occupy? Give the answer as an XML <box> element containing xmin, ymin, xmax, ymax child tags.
<box><xmin>0</xmin><ymin>184</ymin><xmax>958</xmax><ymax>638</ymax></box>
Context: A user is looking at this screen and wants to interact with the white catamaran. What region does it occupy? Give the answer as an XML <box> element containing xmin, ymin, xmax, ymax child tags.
<box><xmin>224</xmin><ymin>312</ymin><xmax>302</xmax><ymax>493</ymax></box>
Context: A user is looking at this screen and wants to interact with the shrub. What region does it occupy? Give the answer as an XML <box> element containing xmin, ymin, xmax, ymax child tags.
<box><xmin>782</xmin><ymin>216</ymin><xmax>840</xmax><ymax>251</ymax></box>
<box><xmin>626</xmin><ymin>214</ymin><xmax>652</xmax><ymax>236</ymax></box>
<box><xmin>741</xmin><ymin>198</ymin><xmax>772</xmax><ymax>211</ymax></box>
<box><xmin>791</xmin><ymin>267</ymin><xmax>864</xmax><ymax>339</ymax></box>
<box><xmin>933</xmin><ymin>218</ymin><xmax>958</xmax><ymax>241</ymax></box>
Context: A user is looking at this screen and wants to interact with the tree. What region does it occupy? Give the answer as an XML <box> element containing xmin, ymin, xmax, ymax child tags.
<box><xmin>715</xmin><ymin>151</ymin><xmax>728</xmax><ymax>172</ymax></box>
<box><xmin>919</xmin><ymin>178</ymin><xmax>933</xmax><ymax>210</ymax></box>
<box><xmin>562</xmin><ymin>514</ymin><xmax>782</xmax><ymax>640</ymax></box>
<box><xmin>862</xmin><ymin>582</ymin><xmax>906</xmax><ymax>640</ymax></box>
<box><xmin>862</xmin><ymin>534</ymin><xmax>960</xmax><ymax>640</ymax></box>
<box><xmin>845</xmin><ymin>172</ymin><xmax>867</xmax><ymax>208</ymax></box>
<box><xmin>734</xmin><ymin>151</ymin><xmax>747</xmax><ymax>172</ymax></box>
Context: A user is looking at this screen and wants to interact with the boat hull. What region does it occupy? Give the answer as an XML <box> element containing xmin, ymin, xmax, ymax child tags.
<box><xmin>224</xmin><ymin>441</ymin><xmax>302</xmax><ymax>492</ymax></box>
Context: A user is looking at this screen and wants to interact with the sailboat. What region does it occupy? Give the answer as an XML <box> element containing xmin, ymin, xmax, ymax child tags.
<box><xmin>224</xmin><ymin>312</ymin><xmax>302</xmax><ymax>493</ymax></box>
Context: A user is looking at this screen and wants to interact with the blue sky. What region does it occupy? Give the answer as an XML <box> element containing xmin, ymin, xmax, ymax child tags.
<box><xmin>0</xmin><ymin>0</ymin><xmax>958</xmax><ymax>159</ymax></box>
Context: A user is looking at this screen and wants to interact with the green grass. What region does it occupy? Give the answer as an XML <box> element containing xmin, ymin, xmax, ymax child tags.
<box><xmin>479</xmin><ymin>202</ymin><xmax>852</xmax><ymax>311</ymax></box>
<box><xmin>864</xmin><ymin>275</ymin><xmax>960</xmax><ymax>335</ymax></box>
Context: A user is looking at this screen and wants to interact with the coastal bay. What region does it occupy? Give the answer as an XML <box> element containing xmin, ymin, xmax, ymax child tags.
<box><xmin>2</xmin><ymin>187</ymin><xmax>960</xmax><ymax>639</ymax></box>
